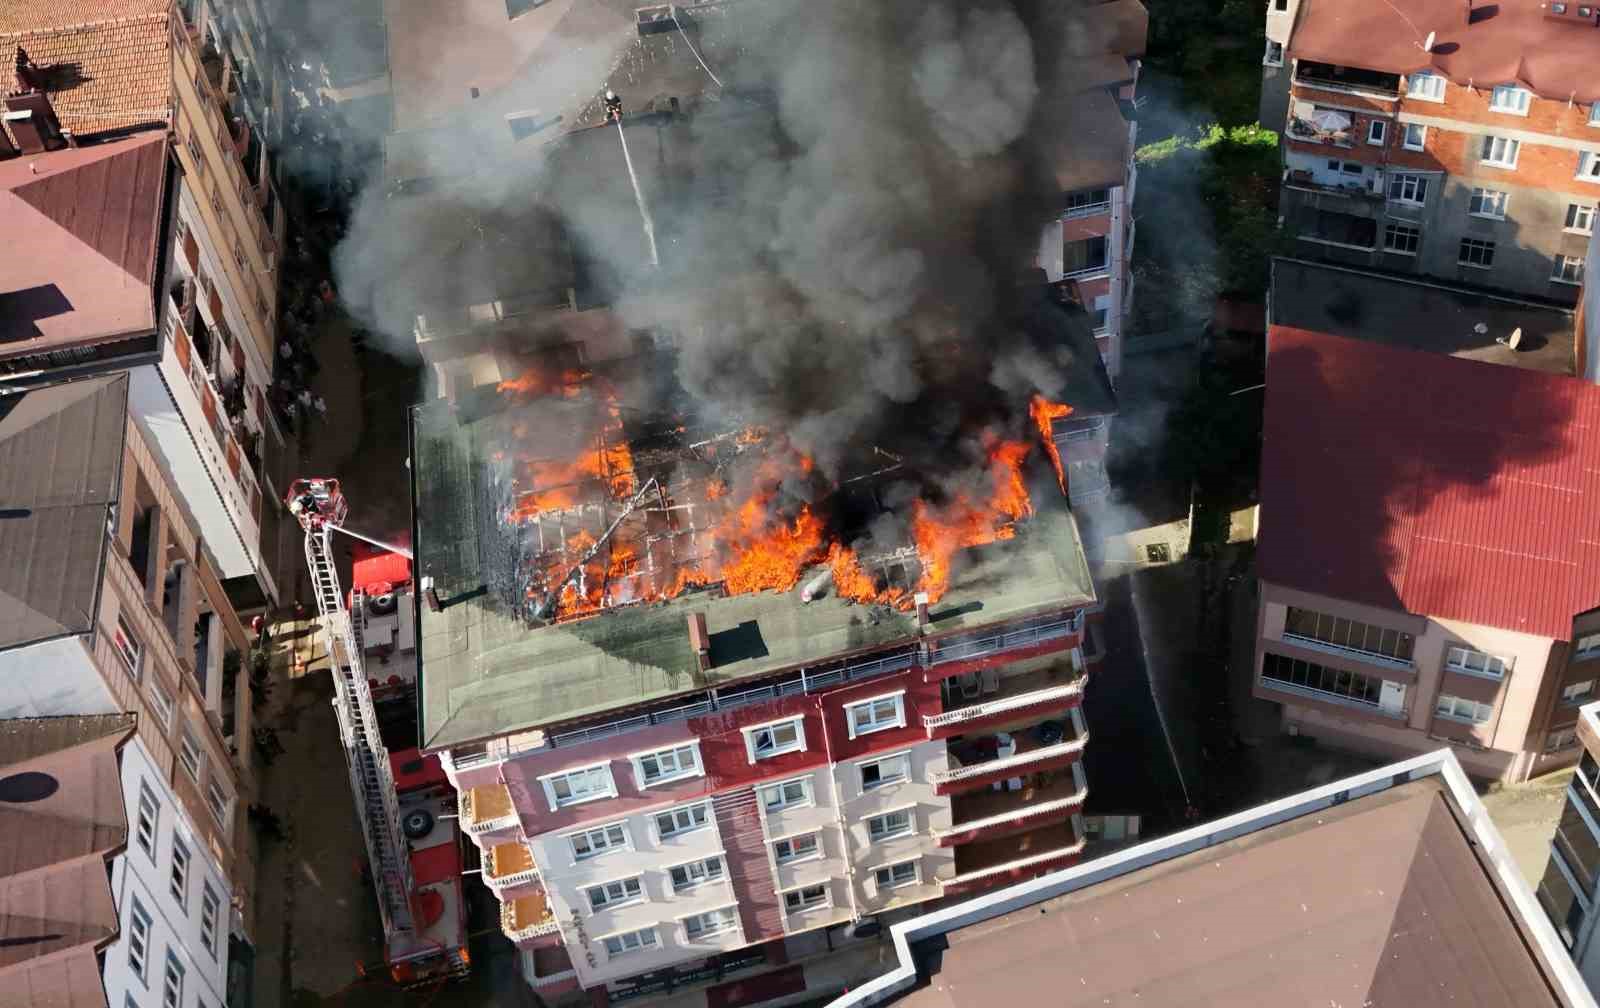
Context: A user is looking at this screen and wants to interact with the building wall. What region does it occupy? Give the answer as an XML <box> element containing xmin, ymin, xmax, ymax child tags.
<box><xmin>832</xmin><ymin>737</ymin><xmax>955</xmax><ymax>915</ymax></box>
<box><xmin>103</xmin><ymin>738</ymin><xmax>232</xmax><ymax>1008</ymax></box>
<box><xmin>1260</xmin><ymin>0</ymin><xmax>1303</xmax><ymax>129</ymax></box>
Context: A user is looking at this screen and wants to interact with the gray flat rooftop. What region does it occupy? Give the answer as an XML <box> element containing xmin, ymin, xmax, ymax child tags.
<box><xmin>1270</xmin><ymin>257</ymin><xmax>1575</xmax><ymax>375</ymax></box>
<box><xmin>411</xmin><ymin>399</ymin><xmax>1095</xmax><ymax>751</ymax></box>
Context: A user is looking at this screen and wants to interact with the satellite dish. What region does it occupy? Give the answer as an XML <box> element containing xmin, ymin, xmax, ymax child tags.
<box><xmin>1422</xmin><ymin>31</ymin><xmax>1436</xmax><ymax>52</ymax></box>
<box><xmin>1497</xmin><ymin>327</ymin><xmax>1523</xmax><ymax>350</ymax></box>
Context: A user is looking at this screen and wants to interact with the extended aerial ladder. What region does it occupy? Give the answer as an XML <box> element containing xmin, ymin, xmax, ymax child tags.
<box><xmin>287</xmin><ymin>479</ymin><xmax>417</xmax><ymax>940</ymax></box>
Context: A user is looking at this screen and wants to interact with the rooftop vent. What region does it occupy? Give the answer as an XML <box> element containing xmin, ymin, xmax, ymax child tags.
<box><xmin>1544</xmin><ymin>2</ymin><xmax>1600</xmax><ymax>23</ymax></box>
<box><xmin>2</xmin><ymin>92</ymin><xmax>64</xmax><ymax>154</ymax></box>
<box><xmin>638</xmin><ymin>4</ymin><xmax>677</xmax><ymax>35</ymax></box>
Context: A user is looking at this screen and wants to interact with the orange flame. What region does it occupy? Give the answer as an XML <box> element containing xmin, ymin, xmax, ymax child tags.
<box><xmin>716</xmin><ymin>493</ymin><xmax>827</xmax><ymax>594</ymax></box>
<box><xmin>828</xmin><ymin>544</ymin><xmax>881</xmax><ymax>604</ymax></box>
<box><xmin>1029</xmin><ymin>395</ymin><xmax>1073</xmax><ymax>496</ymax></box>
<box><xmin>910</xmin><ymin>437</ymin><xmax>1033</xmax><ymax>603</ymax></box>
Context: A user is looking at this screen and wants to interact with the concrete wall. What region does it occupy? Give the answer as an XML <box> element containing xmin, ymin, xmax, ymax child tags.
<box><xmin>832</xmin><ymin>738</ymin><xmax>954</xmax><ymax>916</ymax></box>
<box><xmin>1260</xmin><ymin>0</ymin><xmax>1302</xmax><ymax>129</ymax></box>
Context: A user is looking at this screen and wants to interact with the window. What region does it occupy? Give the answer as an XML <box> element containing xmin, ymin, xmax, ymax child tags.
<box><xmin>147</xmin><ymin>679</ymin><xmax>174</xmax><ymax>728</ymax></box>
<box><xmin>1458</xmin><ymin>237</ymin><xmax>1496</xmax><ymax>268</ymax></box>
<box><xmin>669</xmin><ymin>855</ymin><xmax>725</xmax><ymax>892</ymax></box>
<box><xmin>1480</xmin><ymin>135</ymin><xmax>1520</xmax><ymax>168</ymax></box>
<box><xmin>1445</xmin><ymin>647</ymin><xmax>1511</xmax><ymax>679</ymax></box>
<box><xmin>1577</xmin><ymin>633</ymin><xmax>1600</xmax><ymax>659</ymax></box>
<box><xmin>1274</xmin><ymin>0</ymin><xmax>1288</xmax><ymax>10</ymax></box>
<box><xmin>1435</xmin><ymin>694</ymin><xmax>1494</xmax><ymax>724</ymax></box>
<box><xmin>1537</xmin><ymin>852</ymin><xmax>1586</xmax><ymax>950</ymax></box>
<box><xmin>1489</xmin><ymin>85</ymin><xmax>1531</xmax><ymax>115</ymax></box>
<box><xmin>867</xmin><ymin>809</ymin><xmax>914</xmax><ymax>842</ymax></box>
<box><xmin>745</xmin><ymin>717</ymin><xmax>805</xmax><ymax>762</ymax></box>
<box><xmin>782</xmin><ymin>884</ymin><xmax>829</xmax><ymax>914</ymax></box>
<box><xmin>1407</xmin><ymin>71</ymin><xmax>1445</xmax><ymax>101</ymax></box>
<box><xmin>773</xmin><ymin>832</ymin><xmax>820</xmax><ymax>864</ymax></box>
<box><xmin>1401</xmin><ymin>123</ymin><xmax>1427</xmax><ymax>151</ymax></box>
<box><xmin>1282</xmin><ymin>607</ymin><xmax>1414</xmax><ymax>662</ymax></box>
<box><xmin>186</xmin><ymin>133</ymin><xmax>205</xmax><ymax>173</ymax></box>
<box><xmin>601</xmin><ymin>927</ymin><xmax>658</xmax><ymax>958</ymax></box>
<box><xmin>1264</xmin><ymin>40</ymin><xmax>1284</xmax><ymax>67</ymax></box>
<box><xmin>1555</xmin><ymin>255</ymin><xmax>1587</xmax><ymax>284</ymax></box>
<box><xmin>1383</xmin><ymin>222</ymin><xmax>1421</xmax><ymax>255</ymax></box>
<box><xmin>1340</xmin><ymin>160</ymin><xmax>1363</xmax><ymax>175</ymax></box>
<box><xmin>1555</xmin><ymin>791</ymin><xmax>1600</xmax><ymax>891</ymax></box>
<box><xmin>860</xmin><ymin>752</ymin><xmax>911</xmax><ymax>791</ymax></box>
<box><xmin>135</xmin><ymin>782</ymin><xmax>159</xmax><ymax>860</ymax></box>
<box><xmin>1468</xmin><ymin>188</ymin><xmax>1508</xmax><ymax>219</ymax></box>
<box><xmin>505</xmin><ymin>111</ymin><xmax>549</xmax><ymax>141</ymax></box>
<box><xmin>540</xmin><ymin>763</ymin><xmax>616</xmax><ymax>810</ymax></box>
<box><xmin>845</xmin><ymin>693</ymin><xmax>905</xmax><ymax>738</ymax></box>
<box><xmin>1563</xmin><ymin>680</ymin><xmax>1596</xmax><ymax>705</ymax></box>
<box><xmin>170</xmin><ymin>835</ymin><xmax>190</xmax><ymax>908</ymax></box>
<box><xmin>128</xmin><ymin>898</ymin><xmax>152</xmax><ymax>981</ymax></box>
<box><xmin>682</xmin><ymin>906</ymin><xmax>739</xmax><ymax>940</ymax></box>
<box><xmin>654</xmin><ymin>802</ymin><xmax>710</xmax><ymax>840</ymax></box>
<box><xmin>1548</xmin><ymin>727</ymin><xmax>1581</xmax><ymax>753</ymax></box>
<box><xmin>1591</xmin><ymin>104</ymin><xmax>1600</xmax><ymax>126</ymax></box>
<box><xmin>205</xmin><ymin>777</ymin><xmax>230</xmax><ymax>825</ymax></box>
<box><xmin>1367</xmin><ymin>119</ymin><xmax>1387</xmax><ymax>145</ymax></box>
<box><xmin>631</xmin><ymin>743</ymin><xmax>701</xmax><ymax>788</ymax></box>
<box><xmin>1260</xmin><ymin>653</ymin><xmax>1383</xmax><ymax>707</ymax></box>
<box><xmin>161</xmin><ymin>951</ymin><xmax>184</xmax><ymax>1008</ymax></box>
<box><xmin>1387</xmin><ymin>173</ymin><xmax>1429</xmax><ymax>205</ymax></box>
<box><xmin>113</xmin><ymin>617</ymin><xmax>143</xmax><ymax>679</ymax></box>
<box><xmin>873</xmin><ymin>860</ymin><xmax>919</xmax><ymax>890</ymax></box>
<box><xmin>570</xmin><ymin>822</ymin><xmax>629</xmax><ymax>861</ymax></box>
<box><xmin>760</xmin><ymin>777</ymin><xmax>811</xmax><ymax>813</ymax></box>
<box><xmin>178</xmin><ymin>728</ymin><xmax>202</xmax><ymax>782</ymax></box>
<box><xmin>586</xmin><ymin>876</ymin><xmax>644</xmax><ymax>911</ymax></box>
<box><xmin>1580</xmin><ymin>152</ymin><xmax>1600</xmax><ymax>181</ymax></box>
<box><xmin>1567</xmin><ymin>204</ymin><xmax>1596</xmax><ymax>234</ymax></box>
<box><xmin>200</xmin><ymin>884</ymin><xmax>221</xmax><ymax>958</ymax></box>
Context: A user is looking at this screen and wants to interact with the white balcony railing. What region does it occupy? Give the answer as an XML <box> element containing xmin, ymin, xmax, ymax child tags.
<box><xmin>1062</xmin><ymin>201</ymin><xmax>1112</xmax><ymax>220</ymax></box>
<box><xmin>932</xmin><ymin>787</ymin><xmax>1088</xmax><ymax>841</ymax></box>
<box><xmin>502</xmin><ymin>901</ymin><xmax>561</xmax><ymax>941</ymax></box>
<box><xmin>487</xmin><ymin>864</ymin><xmax>540</xmax><ymax>891</ymax></box>
<box><xmin>1279</xmin><ymin>632</ymin><xmax>1413</xmax><ymax>672</ymax></box>
<box><xmin>460</xmin><ymin>787</ymin><xmax>519</xmax><ymax>836</ymax></box>
<box><xmin>932</xmin><ymin>733</ymin><xmax>1090</xmax><ymax>785</ymax></box>
<box><xmin>945</xmin><ymin>836</ymin><xmax>1087</xmax><ymax>888</ymax></box>
<box><xmin>1062</xmin><ymin>261</ymin><xmax>1112</xmax><ymax>281</ymax></box>
<box><xmin>923</xmin><ymin>680</ymin><xmax>1086</xmax><ymax>729</ymax></box>
<box><xmin>927</xmin><ymin>615</ymin><xmax>1079</xmax><ymax>668</ymax></box>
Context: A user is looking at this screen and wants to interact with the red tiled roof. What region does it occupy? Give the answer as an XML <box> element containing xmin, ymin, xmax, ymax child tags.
<box><xmin>0</xmin><ymin>1</ymin><xmax>171</xmax><ymax>138</ymax></box>
<box><xmin>0</xmin><ymin>131</ymin><xmax>167</xmax><ymax>353</ymax></box>
<box><xmin>1260</xmin><ymin>327</ymin><xmax>1600</xmax><ymax>640</ymax></box>
<box><xmin>1291</xmin><ymin>0</ymin><xmax>1600</xmax><ymax>103</ymax></box>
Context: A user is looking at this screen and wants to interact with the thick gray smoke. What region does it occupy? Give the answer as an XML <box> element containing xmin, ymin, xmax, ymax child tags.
<box><xmin>330</xmin><ymin>0</ymin><xmax>1121</xmax><ymax>484</ymax></box>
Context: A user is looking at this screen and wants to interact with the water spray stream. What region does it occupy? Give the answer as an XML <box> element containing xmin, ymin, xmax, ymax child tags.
<box><xmin>615</xmin><ymin>118</ymin><xmax>660</xmax><ymax>268</ymax></box>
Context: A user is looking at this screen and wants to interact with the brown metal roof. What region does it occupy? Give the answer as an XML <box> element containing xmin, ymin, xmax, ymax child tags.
<box><xmin>1291</xmin><ymin>0</ymin><xmax>1600</xmax><ymax>104</ymax></box>
<box><xmin>0</xmin><ymin>130</ymin><xmax>167</xmax><ymax>355</ymax></box>
<box><xmin>0</xmin><ymin>1</ymin><xmax>172</xmax><ymax>138</ymax></box>
<box><xmin>902</xmin><ymin>777</ymin><xmax>1568</xmax><ymax>1008</ymax></box>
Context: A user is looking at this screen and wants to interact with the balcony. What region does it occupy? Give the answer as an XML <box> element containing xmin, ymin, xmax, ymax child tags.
<box><xmin>501</xmin><ymin>892</ymin><xmax>560</xmax><ymax>943</ymax></box>
<box><xmin>924</xmin><ymin>664</ymin><xmax>1085</xmax><ymax>739</ymax></box>
<box><xmin>935</xmin><ymin>717</ymin><xmax>1089</xmax><ymax>796</ymax></box>
<box><xmin>460</xmin><ymin>784</ymin><xmax>518</xmax><ymax>836</ymax></box>
<box><xmin>1294</xmin><ymin>61</ymin><xmax>1401</xmax><ymax>100</ymax></box>
<box><xmin>935</xmin><ymin>769</ymin><xmax>1086</xmax><ymax>847</ymax></box>
<box><xmin>926</xmin><ymin>614</ymin><xmax>1080</xmax><ymax>676</ymax></box>
<box><xmin>945</xmin><ymin>822</ymin><xmax>1085</xmax><ymax>896</ymax></box>
<box><xmin>485</xmin><ymin>841</ymin><xmax>540</xmax><ymax>891</ymax></box>
<box><xmin>1283</xmin><ymin>170</ymin><xmax>1383</xmax><ymax>202</ymax></box>
<box><xmin>1286</xmin><ymin>116</ymin><xmax>1354</xmax><ymax>149</ymax></box>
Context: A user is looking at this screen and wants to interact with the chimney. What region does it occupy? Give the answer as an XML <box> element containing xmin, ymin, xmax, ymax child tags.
<box><xmin>687</xmin><ymin>611</ymin><xmax>711</xmax><ymax>672</ymax></box>
<box><xmin>4</xmin><ymin>92</ymin><xmax>65</xmax><ymax>154</ymax></box>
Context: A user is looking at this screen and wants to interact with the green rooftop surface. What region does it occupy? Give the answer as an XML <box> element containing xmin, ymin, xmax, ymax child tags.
<box><xmin>411</xmin><ymin>399</ymin><xmax>1097</xmax><ymax>752</ymax></box>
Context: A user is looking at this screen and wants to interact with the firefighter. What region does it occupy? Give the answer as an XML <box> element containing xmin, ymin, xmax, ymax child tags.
<box><xmin>603</xmin><ymin>89</ymin><xmax>623</xmax><ymax>122</ymax></box>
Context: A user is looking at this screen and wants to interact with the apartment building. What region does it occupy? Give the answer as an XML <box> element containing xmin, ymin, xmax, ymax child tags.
<box><xmin>1254</xmin><ymin>325</ymin><xmax>1600</xmax><ymax>783</ymax></box>
<box><xmin>0</xmin><ymin>0</ymin><xmax>294</xmax><ymax>608</ymax></box>
<box><xmin>1537</xmin><ymin>701</ymin><xmax>1600</xmax><ymax>996</ymax></box>
<box><xmin>836</xmin><ymin>750</ymin><xmax>1595</xmax><ymax>1008</ymax></box>
<box><xmin>0</xmin><ymin>714</ymin><xmax>138</xmax><ymax>1008</ymax></box>
<box><xmin>0</xmin><ymin>374</ymin><xmax>258</xmax><ymax>1008</ymax></box>
<box><xmin>1263</xmin><ymin>0</ymin><xmax>1600</xmax><ymax>302</ymax></box>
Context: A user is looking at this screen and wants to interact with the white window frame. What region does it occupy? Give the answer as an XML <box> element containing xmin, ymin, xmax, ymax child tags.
<box><xmin>569</xmin><ymin>821</ymin><xmax>631</xmax><ymax>861</ymax></box>
<box><xmin>1567</xmin><ymin>203</ymin><xmax>1596</xmax><ymax>235</ymax></box>
<box><xmin>1407</xmin><ymin>71</ymin><xmax>1446</xmax><ymax>102</ymax></box>
<box><xmin>866</xmin><ymin>806</ymin><xmax>916</xmax><ymax>843</ymax></box>
<box><xmin>161</xmin><ymin>951</ymin><xmax>184</xmax><ymax>1008</ymax></box>
<box><xmin>1554</xmin><ymin>255</ymin><xmax>1586</xmax><ymax>285</ymax></box>
<box><xmin>629</xmin><ymin>741</ymin><xmax>703</xmax><ymax>789</ymax></box>
<box><xmin>1549</xmin><ymin>727</ymin><xmax>1581</xmax><ymax>752</ymax></box>
<box><xmin>1458</xmin><ymin>237</ymin><xmax>1496</xmax><ymax>269</ymax></box>
<box><xmin>653</xmin><ymin>800</ymin><xmax>711</xmax><ymax>841</ymax></box>
<box><xmin>146</xmin><ymin>678</ymin><xmax>174</xmax><ymax>728</ymax></box>
<box><xmin>128</xmin><ymin>897</ymin><xmax>152</xmax><ymax>982</ymax></box>
<box><xmin>135</xmin><ymin>782</ymin><xmax>159</xmax><ymax>861</ymax></box>
<box><xmin>1401</xmin><ymin>123</ymin><xmax>1427</xmax><ymax>151</ymax></box>
<box><xmin>600</xmin><ymin>926</ymin><xmax>659</xmax><ymax>959</ymax></box>
<box><xmin>1382</xmin><ymin>222</ymin><xmax>1420</xmax><ymax>256</ymax></box>
<box><xmin>780</xmin><ymin>882</ymin><xmax>831</xmax><ymax>914</ymax></box>
<box><xmin>113</xmin><ymin>616</ymin><xmax>143</xmax><ymax>680</ymax></box>
<box><xmin>744</xmin><ymin>716</ymin><xmax>806</xmax><ymax>763</ymax></box>
<box><xmin>170</xmin><ymin>834</ymin><xmax>190</xmax><ymax>908</ymax></box>
<box><xmin>760</xmin><ymin>776</ymin><xmax>813</xmax><ymax>813</ymax></box>
<box><xmin>1591</xmin><ymin>104</ymin><xmax>1600</xmax><ymax>127</ymax></box>
<box><xmin>680</xmin><ymin>905</ymin><xmax>740</xmax><ymax>942</ymax></box>
<box><xmin>859</xmin><ymin>750</ymin><xmax>912</xmax><ymax>791</ymax></box>
<box><xmin>1489</xmin><ymin>85</ymin><xmax>1531</xmax><ymax>115</ymax></box>
<box><xmin>668</xmin><ymin>854</ymin><xmax>726</xmax><ymax>893</ymax></box>
<box><xmin>205</xmin><ymin>776</ymin><xmax>231</xmax><ymax>826</ymax></box>
<box><xmin>845</xmin><ymin>691</ymin><xmax>906</xmax><ymax>739</ymax></box>
<box><xmin>1387</xmin><ymin>172</ymin><xmax>1429</xmax><ymax>205</ymax></box>
<box><xmin>200</xmin><ymin>883</ymin><xmax>221</xmax><ymax>959</ymax></box>
<box><xmin>177</xmin><ymin>727</ymin><xmax>202</xmax><ymax>783</ymax></box>
<box><xmin>1468</xmin><ymin>187</ymin><xmax>1508</xmax><ymax>220</ymax></box>
<box><xmin>871</xmin><ymin>859</ymin><xmax>921</xmax><ymax>891</ymax></box>
<box><xmin>1366</xmin><ymin>119</ymin><xmax>1387</xmax><ymax>146</ymax></box>
<box><xmin>1480</xmin><ymin>135</ymin><xmax>1520</xmax><ymax>169</ymax></box>
<box><xmin>585</xmin><ymin>874</ymin><xmax>645</xmax><ymax>912</ymax></box>
<box><xmin>1445</xmin><ymin>646</ymin><xmax>1511</xmax><ymax>680</ymax></box>
<box><xmin>539</xmin><ymin>762</ymin><xmax>617</xmax><ymax>811</ymax></box>
<box><xmin>1564</xmin><ymin>680</ymin><xmax>1596</xmax><ymax>704</ymax></box>
<box><xmin>1581</xmin><ymin>152</ymin><xmax>1600</xmax><ymax>181</ymax></box>
<box><xmin>1435</xmin><ymin>694</ymin><xmax>1493</xmax><ymax>725</ymax></box>
<box><xmin>1263</xmin><ymin>40</ymin><xmax>1284</xmax><ymax>67</ymax></box>
<box><xmin>772</xmin><ymin>830</ymin><xmax>822</xmax><ymax>865</ymax></box>
<box><xmin>1577</xmin><ymin>633</ymin><xmax>1600</xmax><ymax>659</ymax></box>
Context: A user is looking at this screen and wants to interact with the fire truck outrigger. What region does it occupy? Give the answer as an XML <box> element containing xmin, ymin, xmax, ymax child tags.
<box><xmin>286</xmin><ymin>478</ymin><xmax>471</xmax><ymax>986</ymax></box>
